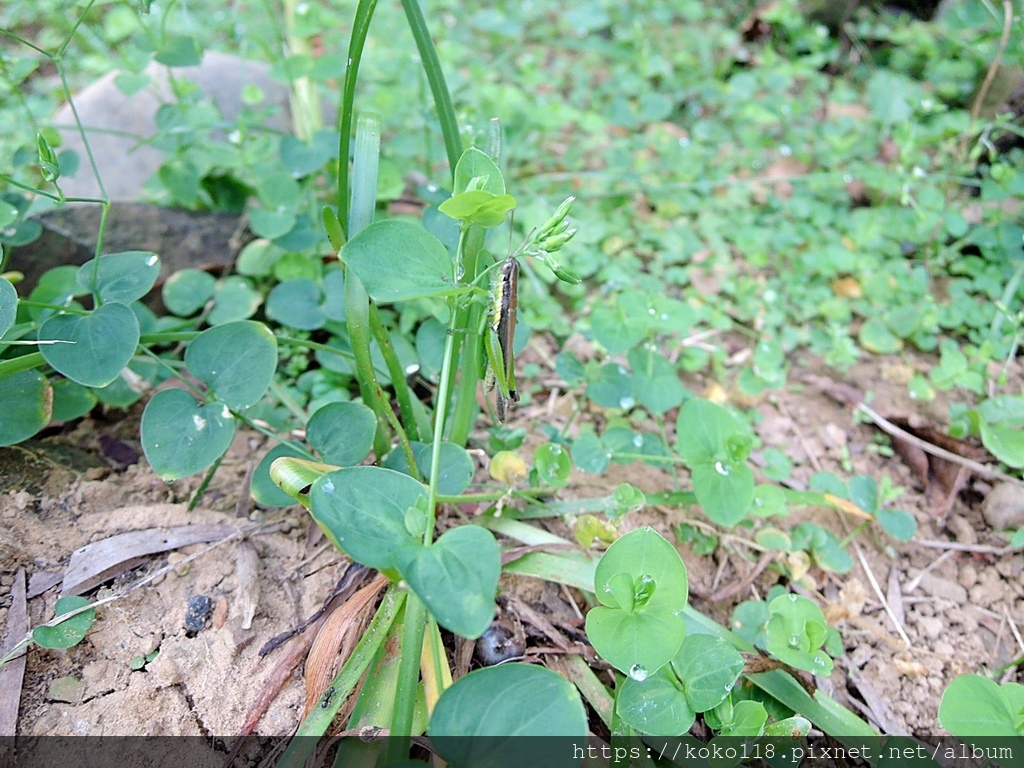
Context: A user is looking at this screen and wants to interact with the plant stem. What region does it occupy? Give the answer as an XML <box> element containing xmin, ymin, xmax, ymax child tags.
<box><xmin>399</xmin><ymin>0</ymin><xmax>461</xmax><ymax>175</ymax></box>
<box><xmin>387</xmin><ymin>592</ymin><xmax>426</xmax><ymax>760</ymax></box>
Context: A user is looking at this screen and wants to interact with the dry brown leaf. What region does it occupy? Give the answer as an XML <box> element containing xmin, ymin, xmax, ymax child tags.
<box><xmin>893</xmin><ymin>655</ymin><xmax>929</xmax><ymax>676</ymax></box>
<box><xmin>62</xmin><ymin>523</ymin><xmax>237</xmax><ymax>596</ymax></box>
<box><xmin>888</xmin><ymin>417</ymin><xmax>988</xmax><ymax>515</ymax></box>
<box><xmin>235</xmin><ymin>541</ymin><xmax>260</xmax><ymax>630</ymax></box>
<box><xmin>302</xmin><ymin>575</ymin><xmax>388</xmax><ymax>719</ymax></box>
<box><xmin>831</xmin><ymin>277</ymin><xmax>862</xmax><ymax>299</ymax></box>
<box><xmin>0</xmin><ymin>567</ymin><xmax>27</xmax><ymax>736</ymax></box>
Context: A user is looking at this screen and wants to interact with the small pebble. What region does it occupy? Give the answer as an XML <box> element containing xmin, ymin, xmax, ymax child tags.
<box><xmin>982</xmin><ymin>483</ymin><xmax>1024</xmax><ymax>530</ymax></box>
<box><xmin>474</xmin><ymin>622</ymin><xmax>525</xmax><ymax>666</ymax></box>
<box><xmin>957</xmin><ymin>563</ymin><xmax>978</xmax><ymax>589</ymax></box>
<box><xmin>184</xmin><ymin>595</ymin><xmax>214</xmax><ymax>636</ymax></box>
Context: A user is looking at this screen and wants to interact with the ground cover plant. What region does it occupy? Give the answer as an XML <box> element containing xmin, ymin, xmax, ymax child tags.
<box><xmin>1</xmin><ymin>0</ymin><xmax>1023</xmax><ymax>757</ymax></box>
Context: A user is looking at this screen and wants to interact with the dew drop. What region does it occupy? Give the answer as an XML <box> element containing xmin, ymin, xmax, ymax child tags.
<box><xmin>619</xmin><ymin>396</ymin><xmax>635</xmax><ymax>410</ymax></box>
<box><xmin>632</xmin><ymin>434</ymin><xmax>644</xmax><ymax>448</ymax></box>
<box><xmin>724</xmin><ymin>682</ymin><xmax>734</xmax><ymax>692</ymax></box>
<box><xmin>647</xmin><ymin>307</ymin><xmax>657</xmax><ymax>316</ymax></box>
<box><xmin>617</xmin><ymin>365</ymin><xmax>628</xmax><ymax>375</ymax></box>
<box><xmin>455</xmin><ymin>264</ymin><xmax>465</xmax><ymax>280</ymax></box>
<box><xmin>788</xmin><ymin>634</ymin><xmax>801</xmax><ymax>649</ymax></box>
<box><xmin>788</xmin><ymin>594</ymin><xmax>798</xmax><ymax>602</ymax></box>
<box><xmin>146</xmin><ymin>254</ymin><xmax>159</xmax><ymax>267</ymax></box>
<box><xmin>639</xmin><ymin>575</ymin><xmax>655</xmax><ymax>586</ymax></box>
<box><xmin>628</xmin><ymin>664</ymin><xmax>649</xmax><ymax>682</ymax></box>
<box><xmin>322</xmin><ymin>480</ymin><xmax>335</xmax><ymax>493</ymax></box>
<box><xmin>549</xmin><ymin>445</ymin><xmax>562</xmax><ymax>455</ymax></box>
<box><xmin>221</xmin><ymin>405</ymin><xmax>231</xmax><ymax>419</ymax></box>
<box><xmin>192</xmin><ymin>414</ymin><xmax>207</xmax><ymax>431</ymax></box>
<box><xmin>405</xmin><ymin>363</ymin><xmax>420</xmax><ymax>375</ymax></box>
<box><xmin>713</xmin><ymin>460</ymin><xmax>731</xmax><ymax>476</ymax></box>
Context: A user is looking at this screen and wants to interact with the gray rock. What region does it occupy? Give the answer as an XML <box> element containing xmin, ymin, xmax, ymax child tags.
<box><xmin>982</xmin><ymin>482</ymin><xmax>1024</xmax><ymax>531</ymax></box>
<box><xmin>53</xmin><ymin>51</ymin><xmax>292</xmax><ymax>201</ymax></box>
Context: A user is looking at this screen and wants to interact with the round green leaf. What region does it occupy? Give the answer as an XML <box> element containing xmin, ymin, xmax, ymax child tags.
<box><xmin>343</xmin><ymin>219</ymin><xmax>456</xmax><ymax>303</ymax></box>
<box><xmin>586</xmin><ymin>606</ymin><xmax>686</xmax><ymax>680</ymax></box>
<box><xmin>765</xmin><ymin>593</ymin><xmax>833</xmax><ymax>676</ymax></box>
<box><xmin>874</xmin><ymin>508</ymin><xmax>916</xmax><ymax>541</ymax></box>
<box><xmin>452</xmin><ymin>147</ymin><xmax>507</xmax><ymax>196</ymax></box>
<box><xmin>236</xmin><ymin>238</ymin><xmax>284</xmax><ymax>277</ymax></box>
<box><xmin>309</xmin><ymin>466</ymin><xmax>425</xmax><ymax>570</ymax></box>
<box><xmin>251</xmin><ymin>207</ymin><xmax>297</xmax><ymax>240</ymax></box>
<box><xmin>208</xmin><ymin>276</ymin><xmax>262</xmax><ymax>325</ymax></box>
<box><xmin>382</xmin><ymin>441</ymin><xmax>476</xmax><ymax>496</ymax></box>
<box><xmin>0</xmin><ymin>370</ymin><xmax>52</xmax><ymax>446</ymax></box>
<box><xmin>0</xmin><ymin>277</ymin><xmax>16</xmax><ymax>336</ymax></box>
<box><xmin>51</xmin><ymin>378</ymin><xmax>98</xmax><ymax>422</ymax></box>
<box><xmin>77</xmin><ymin>251</ymin><xmax>160</xmax><ymax>304</ymax></box>
<box><xmin>534</xmin><ymin>442</ymin><xmax>571</xmax><ymax>487</ymax></box>
<box><xmin>32</xmin><ymin>596</ymin><xmax>96</xmax><ymax>649</ymax></box>
<box><xmin>266</xmin><ymin>278</ymin><xmax>325</xmax><ymax>330</ymax></box>
<box><xmin>307</xmin><ymin>401</ymin><xmax>376</xmax><ymax>466</ymax></box>
<box><xmin>617</xmin><ymin>665</ymin><xmax>695</xmax><ymax>736</ymax></box>
<box><xmin>141</xmin><ymin>389</ymin><xmax>235</xmax><ymax>481</ymax></box>
<box><xmin>185</xmin><ymin>320</ymin><xmax>277</xmax><ymax>409</ymax></box>
<box><xmin>980</xmin><ymin>419</ymin><xmax>1024</xmax><ymax>469</ymax></box>
<box><xmin>162</xmin><ymin>268</ymin><xmax>216</xmax><ymax>316</ymax></box>
<box><xmin>628</xmin><ymin>346</ymin><xmax>684</xmax><ymax>415</ymax></box>
<box><xmin>570</xmin><ymin>432</ymin><xmax>611</xmax><ymax>474</ymax></box>
<box><xmin>586</xmin><ymin>527</ymin><xmax>689</xmax><ymax>676</ymax></box>
<box><xmin>586</xmin><ymin>363</ymin><xmax>634</xmax><ymax>409</ymax></box>
<box><xmin>39</xmin><ymin>303</ymin><xmax>140</xmax><ymax>387</ymax></box>
<box><xmin>396</xmin><ymin>526</ymin><xmax>500</xmax><ymax>638</ymax></box>
<box><xmin>859</xmin><ymin>318</ymin><xmax>901</xmax><ymax>354</ymax></box>
<box><xmin>674</xmin><ymin>633</ymin><xmax>744</xmax><ymax>712</ymax></box>
<box><xmin>939</xmin><ymin>675</ymin><xmax>1024</xmax><ymax>737</ymax></box>
<box><xmin>431</xmin><ymin>664</ymin><xmax>587</xmax><ymax>743</ymax></box>
<box><xmin>691</xmin><ymin>461</ymin><xmax>755</xmax><ymax>526</ymax></box>
<box><xmin>595</xmin><ymin>527</ymin><xmax>689</xmax><ymax>612</ymax></box>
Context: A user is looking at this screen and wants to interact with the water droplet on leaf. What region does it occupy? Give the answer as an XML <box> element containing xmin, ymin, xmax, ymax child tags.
<box><xmin>628</xmin><ymin>664</ymin><xmax>648</xmax><ymax>682</ymax></box>
<box><xmin>714</xmin><ymin>461</ymin><xmax>731</xmax><ymax>476</ymax></box>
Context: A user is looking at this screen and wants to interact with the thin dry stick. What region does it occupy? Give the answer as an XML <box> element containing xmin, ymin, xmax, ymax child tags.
<box><xmin>852</xmin><ymin>543</ymin><xmax>912</xmax><ymax>647</ymax></box>
<box><xmin>856</xmin><ymin>402</ymin><xmax>1023</xmax><ymax>486</ymax></box>
<box><xmin>776</xmin><ymin>400</ymin><xmax>823</xmax><ymax>473</ymax></box>
<box><xmin>904</xmin><ymin>549</ymin><xmax>957</xmax><ymax>593</ymax></box>
<box><xmin>1006</xmin><ymin>606</ymin><xmax>1024</xmax><ymax>657</ymax></box>
<box><xmin>916</xmin><ymin>538</ymin><xmax>1014</xmax><ymax>555</ymax></box>
<box><xmin>970</xmin><ymin>0</ymin><xmax>1015</xmax><ymax>127</ymax></box>
<box><xmin>0</xmin><ymin>519</ymin><xmax>285</xmax><ymax>665</ymax></box>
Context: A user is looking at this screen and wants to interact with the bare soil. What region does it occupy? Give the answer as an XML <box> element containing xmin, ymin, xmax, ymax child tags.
<box><xmin>1</xmin><ymin>350</ymin><xmax>1022</xmax><ymax>738</ymax></box>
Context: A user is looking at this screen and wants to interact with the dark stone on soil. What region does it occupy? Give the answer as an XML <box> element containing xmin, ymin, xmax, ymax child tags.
<box><xmin>184</xmin><ymin>595</ymin><xmax>215</xmax><ymax>636</ymax></box>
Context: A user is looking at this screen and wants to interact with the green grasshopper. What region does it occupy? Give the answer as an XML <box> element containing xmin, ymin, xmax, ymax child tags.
<box><xmin>482</xmin><ymin>252</ymin><xmax>520</xmax><ymax>422</ymax></box>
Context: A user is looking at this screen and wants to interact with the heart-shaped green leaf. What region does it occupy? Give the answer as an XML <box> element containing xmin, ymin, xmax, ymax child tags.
<box><xmin>396</xmin><ymin>526</ymin><xmax>500</xmax><ymax>639</ymax></box>
<box><xmin>0</xmin><ymin>277</ymin><xmax>16</xmax><ymax>336</ymax></box>
<box><xmin>306</xmin><ymin>401</ymin><xmax>376</xmax><ymax>466</ymax></box>
<box><xmin>39</xmin><ymin>303</ymin><xmax>140</xmax><ymax>387</ymax></box>
<box><xmin>32</xmin><ymin>596</ymin><xmax>96</xmax><ymax>650</ymax></box>
<box><xmin>0</xmin><ymin>370</ymin><xmax>52</xmax><ymax>446</ymax></box>
<box><xmin>343</xmin><ymin>219</ymin><xmax>456</xmax><ymax>303</ymax></box>
<box><xmin>309</xmin><ymin>466</ymin><xmax>425</xmax><ymax>570</ymax></box>
<box><xmin>184</xmin><ymin>320</ymin><xmax>277</xmax><ymax>409</ymax></box>
<box><xmin>617</xmin><ymin>663</ymin><xmax>695</xmax><ymax>736</ymax></box>
<box><xmin>452</xmin><ymin>147</ymin><xmax>507</xmax><ymax>196</ymax></box>
<box><xmin>77</xmin><ymin>251</ymin><xmax>160</xmax><ymax>304</ymax></box>
<box><xmin>141</xmin><ymin>389</ymin><xmax>235</xmax><ymax>480</ymax></box>
<box><xmin>431</xmin><ymin>665</ymin><xmax>587</xmax><ymax>747</ymax></box>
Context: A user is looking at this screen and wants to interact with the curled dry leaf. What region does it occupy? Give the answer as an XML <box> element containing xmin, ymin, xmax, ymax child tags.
<box><xmin>893</xmin><ymin>655</ymin><xmax>929</xmax><ymax>677</ymax></box>
<box><xmin>302</xmin><ymin>575</ymin><xmax>388</xmax><ymax>720</ymax></box>
<box><xmin>235</xmin><ymin>541</ymin><xmax>260</xmax><ymax>630</ymax></box>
